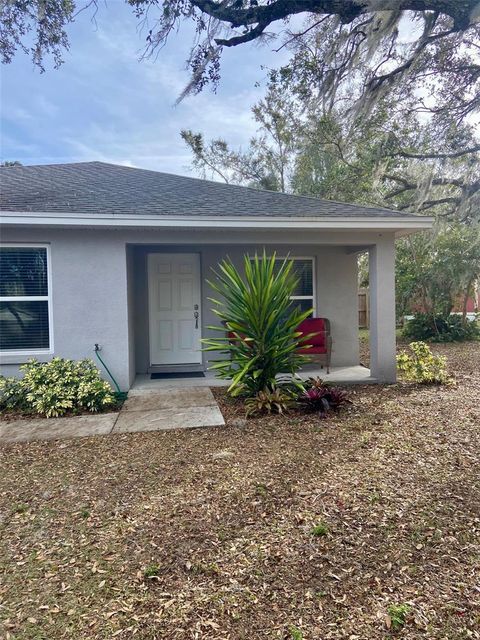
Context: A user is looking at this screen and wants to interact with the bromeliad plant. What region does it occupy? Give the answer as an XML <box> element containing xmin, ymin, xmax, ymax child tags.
<box><xmin>299</xmin><ymin>377</ymin><xmax>349</xmax><ymax>415</ymax></box>
<box><xmin>202</xmin><ymin>252</ymin><xmax>314</xmax><ymax>397</ymax></box>
<box><xmin>245</xmin><ymin>387</ymin><xmax>292</xmax><ymax>417</ymax></box>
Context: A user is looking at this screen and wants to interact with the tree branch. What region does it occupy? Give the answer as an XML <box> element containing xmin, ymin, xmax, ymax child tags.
<box><xmin>187</xmin><ymin>0</ymin><xmax>478</xmax><ymax>46</ymax></box>
<box><xmin>393</xmin><ymin>144</ymin><xmax>480</xmax><ymax>160</ymax></box>
<box><xmin>273</xmin><ymin>16</ymin><xmax>330</xmax><ymax>53</ymax></box>
<box><xmin>366</xmin><ymin>23</ymin><xmax>454</xmax><ymax>95</ymax></box>
<box><xmin>417</xmin><ymin>197</ymin><xmax>462</xmax><ymax>210</ymax></box>
<box><xmin>215</xmin><ymin>21</ymin><xmax>269</xmax><ymax>47</ymax></box>
<box><xmin>383</xmin><ymin>174</ymin><xmax>471</xmax><ymax>201</ymax></box>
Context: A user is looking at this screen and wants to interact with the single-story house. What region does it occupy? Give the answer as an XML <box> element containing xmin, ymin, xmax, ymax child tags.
<box><xmin>0</xmin><ymin>162</ymin><xmax>432</xmax><ymax>388</ymax></box>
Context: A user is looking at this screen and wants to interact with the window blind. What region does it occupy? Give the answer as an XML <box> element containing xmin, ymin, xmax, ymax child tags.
<box><xmin>0</xmin><ymin>246</ymin><xmax>51</xmax><ymax>352</ymax></box>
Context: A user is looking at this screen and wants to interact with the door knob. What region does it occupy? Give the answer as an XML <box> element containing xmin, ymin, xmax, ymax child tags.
<box><xmin>194</xmin><ymin>310</ymin><xmax>199</xmax><ymax>329</ymax></box>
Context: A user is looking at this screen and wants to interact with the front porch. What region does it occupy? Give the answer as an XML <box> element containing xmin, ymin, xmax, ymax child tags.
<box><xmin>127</xmin><ymin>238</ymin><xmax>395</xmax><ymax>390</ymax></box>
<box><xmin>131</xmin><ymin>364</ymin><xmax>376</xmax><ymax>393</ymax></box>
<box><xmin>125</xmin><ymin>231</ymin><xmax>397</xmax><ymax>389</ymax></box>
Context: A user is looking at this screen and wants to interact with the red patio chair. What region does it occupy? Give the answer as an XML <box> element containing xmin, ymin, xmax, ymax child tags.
<box><xmin>223</xmin><ymin>317</ymin><xmax>332</xmax><ymax>373</ymax></box>
<box><xmin>296</xmin><ymin>317</ymin><xmax>332</xmax><ymax>373</ymax></box>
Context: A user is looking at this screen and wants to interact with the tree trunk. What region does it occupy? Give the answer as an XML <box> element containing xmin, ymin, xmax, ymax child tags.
<box><xmin>462</xmin><ymin>275</ymin><xmax>475</xmax><ymax>325</ymax></box>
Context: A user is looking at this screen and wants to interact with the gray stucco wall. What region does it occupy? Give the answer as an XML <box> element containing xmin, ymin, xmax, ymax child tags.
<box><xmin>0</xmin><ymin>228</ymin><xmax>131</xmax><ymax>389</ymax></box>
<box><xmin>0</xmin><ymin>226</ymin><xmax>384</xmax><ymax>388</ymax></box>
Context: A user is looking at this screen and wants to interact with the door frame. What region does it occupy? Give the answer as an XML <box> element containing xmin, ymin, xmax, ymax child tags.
<box><xmin>147</xmin><ymin>251</ymin><xmax>203</xmax><ymax>368</ymax></box>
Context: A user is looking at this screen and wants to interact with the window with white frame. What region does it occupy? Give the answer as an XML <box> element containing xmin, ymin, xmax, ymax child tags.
<box><xmin>254</xmin><ymin>257</ymin><xmax>316</xmax><ymax>316</ymax></box>
<box><xmin>0</xmin><ymin>245</ymin><xmax>52</xmax><ymax>352</ymax></box>
<box><xmin>281</xmin><ymin>257</ymin><xmax>315</xmax><ymax>316</ymax></box>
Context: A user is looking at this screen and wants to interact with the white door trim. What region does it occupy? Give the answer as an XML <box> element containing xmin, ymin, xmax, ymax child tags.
<box><xmin>148</xmin><ymin>252</ymin><xmax>202</xmax><ymax>367</ymax></box>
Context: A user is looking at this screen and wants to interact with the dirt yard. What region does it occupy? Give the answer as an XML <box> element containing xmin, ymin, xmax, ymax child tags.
<box><xmin>1</xmin><ymin>342</ymin><xmax>479</xmax><ymax>639</ymax></box>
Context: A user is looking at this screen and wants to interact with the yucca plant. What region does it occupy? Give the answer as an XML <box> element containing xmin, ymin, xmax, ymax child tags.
<box><xmin>202</xmin><ymin>252</ymin><xmax>314</xmax><ymax>396</ymax></box>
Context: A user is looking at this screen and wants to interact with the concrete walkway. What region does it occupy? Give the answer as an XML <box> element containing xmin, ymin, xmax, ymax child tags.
<box><xmin>0</xmin><ymin>387</ymin><xmax>224</xmax><ymax>444</ymax></box>
<box><xmin>114</xmin><ymin>386</ymin><xmax>224</xmax><ymax>433</ymax></box>
<box><xmin>0</xmin><ymin>413</ymin><xmax>118</xmax><ymax>444</ymax></box>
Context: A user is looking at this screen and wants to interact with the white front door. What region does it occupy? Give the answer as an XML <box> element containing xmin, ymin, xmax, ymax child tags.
<box><xmin>148</xmin><ymin>253</ymin><xmax>202</xmax><ymax>366</ymax></box>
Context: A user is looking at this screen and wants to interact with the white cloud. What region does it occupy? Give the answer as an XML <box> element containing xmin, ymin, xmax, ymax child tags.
<box><xmin>1</xmin><ymin>0</ymin><xmax>292</xmax><ymax>173</ymax></box>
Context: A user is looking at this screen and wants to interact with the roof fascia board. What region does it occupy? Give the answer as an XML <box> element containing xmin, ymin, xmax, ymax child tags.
<box><xmin>0</xmin><ymin>211</ymin><xmax>434</xmax><ymax>231</ymax></box>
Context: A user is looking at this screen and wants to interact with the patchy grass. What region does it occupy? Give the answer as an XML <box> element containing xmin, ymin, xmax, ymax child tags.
<box><xmin>1</xmin><ymin>342</ymin><xmax>479</xmax><ymax>639</ymax></box>
<box><xmin>387</xmin><ymin>602</ymin><xmax>411</xmax><ymax>631</ymax></box>
<box><xmin>143</xmin><ymin>564</ymin><xmax>161</xmax><ymax>579</ymax></box>
<box><xmin>310</xmin><ymin>522</ymin><xmax>329</xmax><ymax>537</ymax></box>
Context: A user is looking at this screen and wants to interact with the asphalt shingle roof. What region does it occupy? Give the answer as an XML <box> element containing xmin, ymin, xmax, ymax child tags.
<box><xmin>0</xmin><ymin>161</ymin><xmax>412</xmax><ymax>219</ymax></box>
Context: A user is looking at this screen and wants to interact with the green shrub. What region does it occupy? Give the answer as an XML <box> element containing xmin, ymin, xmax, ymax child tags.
<box><xmin>403</xmin><ymin>313</ymin><xmax>480</xmax><ymax>342</ymax></box>
<box><xmin>0</xmin><ymin>376</ymin><xmax>29</xmax><ymax>411</ymax></box>
<box><xmin>202</xmin><ymin>252</ymin><xmax>313</xmax><ymax>397</ymax></box>
<box><xmin>299</xmin><ymin>378</ymin><xmax>349</xmax><ymax>414</ymax></box>
<box><xmin>396</xmin><ymin>341</ymin><xmax>450</xmax><ymax>384</ymax></box>
<box><xmin>0</xmin><ymin>358</ymin><xmax>115</xmax><ymax>418</ymax></box>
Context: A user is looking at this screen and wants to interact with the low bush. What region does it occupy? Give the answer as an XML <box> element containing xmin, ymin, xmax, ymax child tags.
<box><xmin>396</xmin><ymin>341</ymin><xmax>450</xmax><ymax>384</ymax></box>
<box><xmin>403</xmin><ymin>313</ymin><xmax>480</xmax><ymax>342</ymax></box>
<box><xmin>243</xmin><ymin>379</ymin><xmax>350</xmax><ymax>418</ymax></box>
<box><xmin>0</xmin><ymin>358</ymin><xmax>115</xmax><ymax>418</ymax></box>
<box><xmin>0</xmin><ymin>376</ymin><xmax>28</xmax><ymax>411</ymax></box>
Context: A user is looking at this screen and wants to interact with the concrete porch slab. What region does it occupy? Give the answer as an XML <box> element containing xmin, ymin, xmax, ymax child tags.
<box><xmin>0</xmin><ymin>412</ymin><xmax>119</xmax><ymax>444</ymax></box>
<box><xmin>132</xmin><ymin>365</ymin><xmax>376</xmax><ymax>392</ymax></box>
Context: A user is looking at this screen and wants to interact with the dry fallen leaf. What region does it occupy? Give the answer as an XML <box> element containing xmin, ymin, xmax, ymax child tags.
<box><xmin>1</xmin><ymin>341</ymin><xmax>478</xmax><ymax>640</ymax></box>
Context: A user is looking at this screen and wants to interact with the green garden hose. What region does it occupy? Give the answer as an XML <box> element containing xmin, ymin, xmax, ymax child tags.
<box><xmin>94</xmin><ymin>344</ymin><xmax>128</xmax><ymax>402</ymax></box>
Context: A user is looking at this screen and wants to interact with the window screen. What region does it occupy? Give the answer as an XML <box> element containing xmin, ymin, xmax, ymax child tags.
<box><xmin>0</xmin><ymin>247</ymin><xmax>51</xmax><ymax>351</ymax></box>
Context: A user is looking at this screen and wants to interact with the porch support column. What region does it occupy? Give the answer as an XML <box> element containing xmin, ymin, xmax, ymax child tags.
<box><xmin>369</xmin><ymin>236</ymin><xmax>396</xmax><ymax>383</ymax></box>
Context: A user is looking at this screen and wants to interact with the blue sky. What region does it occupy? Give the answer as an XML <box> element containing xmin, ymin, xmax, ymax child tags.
<box><xmin>1</xmin><ymin>1</ymin><xmax>291</xmax><ymax>176</ymax></box>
